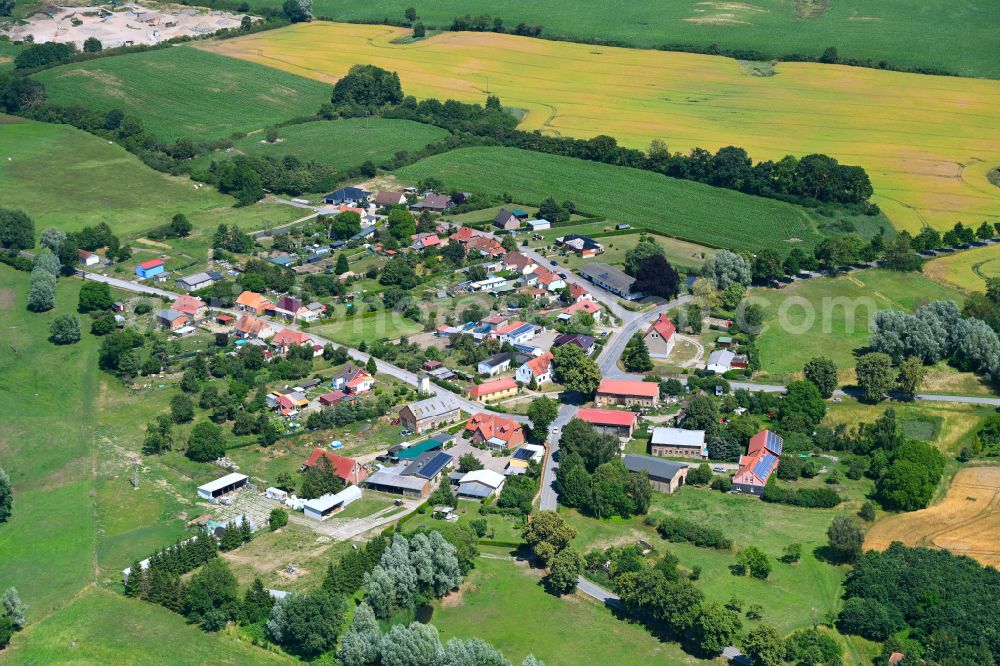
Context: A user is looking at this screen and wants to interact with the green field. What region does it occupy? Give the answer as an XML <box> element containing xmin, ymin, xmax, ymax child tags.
<box><xmin>536</xmin><ymin>227</ymin><xmax>717</xmax><ymax>274</ymax></box>
<box><xmin>565</xmin><ymin>482</ymin><xmax>858</xmax><ymax>635</ymax></box>
<box><xmin>33</xmin><ymin>46</ymin><xmax>330</xmax><ymax>142</ymax></box>
<box><xmin>312</xmin><ymin>311</ymin><xmax>424</xmax><ymax>347</ymax></box>
<box><xmin>8</xmin><ymin>588</ymin><xmax>294</xmax><ymax>664</ymax></box>
<box><xmin>432</xmin><ymin>557</ymin><xmax>701</xmax><ymax>665</ymax></box>
<box><xmin>395</xmin><ymin>147</ymin><xmax>821</xmax><ymax>251</ymax></box>
<box><xmin>755</xmin><ymin>269</ymin><xmax>966</xmax><ymax>378</ymax></box>
<box><xmin>0</xmin><ymin>115</ymin><xmax>299</xmax><ymax>238</ymax></box>
<box><xmin>246</xmin><ymin>0</ymin><xmax>1000</xmax><ymax>79</ymax></box>
<box><xmin>191</xmin><ymin>118</ymin><xmax>449</xmax><ymax>173</ymax></box>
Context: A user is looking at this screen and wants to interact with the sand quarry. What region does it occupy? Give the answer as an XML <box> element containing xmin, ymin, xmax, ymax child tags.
<box><xmin>3</xmin><ymin>3</ymin><xmax>250</xmax><ymax>49</ymax></box>
<box><xmin>865</xmin><ymin>466</ymin><xmax>1000</xmax><ymax>568</ymax></box>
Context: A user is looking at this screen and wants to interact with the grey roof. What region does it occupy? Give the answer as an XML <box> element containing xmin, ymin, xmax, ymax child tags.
<box><xmin>480</xmin><ymin>352</ymin><xmax>513</xmax><ymax>368</ymax></box>
<box><xmin>707</xmin><ymin>350</ymin><xmax>736</xmax><ymax>368</ymax></box>
<box><xmin>403</xmin><ymin>451</ymin><xmax>453</xmax><ymax>480</ymax></box>
<box><xmin>458</xmin><ymin>482</ymin><xmax>493</xmax><ymax>498</ymax></box>
<box><xmin>622</xmin><ymin>454</ymin><xmax>688</xmax><ymax>481</ymax></box>
<box><xmin>157</xmin><ymin>308</ymin><xmax>185</xmax><ymax>322</ymax></box>
<box><xmin>578</xmin><ymin>263</ymin><xmax>635</xmax><ymax>293</ymax></box>
<box><xmin>403</xmin><ymin>396</ymin><xmax>460</xmax><ymax>421</ymax></box>
<box><xmin>367</xmin><ymin>468</ymin><xmax>429</xmax><ymax>492</ymax></box>
<box><xmin>177</xmin><ymin>271</ymin><xmax>215</xmax><ymax>287</ymax></box>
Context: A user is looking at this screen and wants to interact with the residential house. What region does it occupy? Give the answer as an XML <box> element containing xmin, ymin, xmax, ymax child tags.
<box><xmin>732</xmin><ymin>430</ymin><xmax>783</xmax><ymax>496</ymax></box>
<box><xmin>577</xmin><ymin>408</ymin><xmax>639</xmax><ymax>440</ymax></box>
<box><xmin>234</xmin><ymin>314</ymin><xmax>274</xmax><ymax>340</ymax></box>
<box><xmin>270</xmin><ymin>328</ymin><xmax>314</xmax><ymax>355</ymax></box>
<box><xmin>398</xmin><ymin>396</ymin><xmax>462</xmax><ymax>434</ymax></box>
<box><xmin>556</xmin><ymin>234</ymin><xmax>604</xmax><ymax>257</ymax></box>
<box><xmin>464</xmin><ymin>413</ymin><xmax>526</xmax><ymax>451</ymax></box>
<box><xmin>623</xmin><ymin>455</ymin><xmax>689</xmax><ymax>494</ymax></box>
<box><xmin>643</xmin><ymin>313</ymin><xmax>676</xmax><ymax>358</ymax></box>
<box><xmin>155</xmin><ymin>308</ymin><xmax>188</xmax><ymax>331</ymax></box>
<box><xmin>503</xmin><ymin>251</ymin><xmax>538</xmax><ymax>275</ymax></box>
<box><xmin>650</xmin><ymin>427</ymin><xmax>707</xmax><ymax>459</ymax></box>
<box><xmin>493</xmin><ymin>321</ymin><xmax>537</xmax><ymax>345</ymax></box>
<box><xmin>467</xmin><ymin>377</ymin><xmax>519</xmax><ymax>403</ymax></box>
<box><xmin>374</xmin><ymin>190</ymin><xmax>407</xmax><ymax>207</ymax></box>
<box><xmin>457</xmin><ymin>469</ymin><xmax>506</xmax><ymax>501</ymax></box>
<box><xmin>414</xmin><ymin>193</ymin><xmax>452</xmax><ymax>212</ymax></box>
<box><xmin>135</xmin><ymin>259</ymin><xmax>165</xmax><ymax>279</ymax></box>
<box><xmin>494</xmin><ymin>208</ymin><xmax>520</xmax><ymax>231</ymax></box>
<box><xmin>78</xmin><ymin>249</ymin><xmax>100</xmax><ymax>266</ymax></box>
<box><xmin>176</xmin><ymin>271</ymin><xmax>222</xmax><ymax>292</ymax></box>
<box><xmin>478</xmin><ymin>352</ymin><xmax>513</xmax><ymax>377</ymax></box>
<box><xmin>331</xmin><ymin>364</ymin><xmax>375</xmax><ymax>394</ymax></box>
<box><xmin>303</xmin><ymin>448</ymin><xmax>368</xmax><ymax>484</ymax></box>
<box><xmin>568</xmin><ymin>283</ymin><xmax>595</xmax><ymax>303</ymax></box>
<box><xmin>172</xmin><ymin>294</ymin><xmax>207</xmax><ymax>321</ymax></box>
<box><xmin>412</xmin><ymin>233</ymin><xmax>442</xmax><ymax>251</ymax></box>
<box><xmin>303</xmin><ymin>485</ymin><xmax>362</xmax><ymax>521</ymax></box>
<box><xmin>236</xmin><ymin>291</ymin><xmax>273</xmax><ymax>315</ymax></box>
<box><xmin>303</xmin><ymin>302</ymin><xmax>326</xmax><ymax>323</ymax></box>
<box><xmin>449</xmin><ymin>227</ymin><xmax>488</xmax><ymax>245</ymax></box>
<box><xmin>530</xmin><ymin>266</ymin><xmax>566</xmax><ymax>292</ymax></box>
<box><xmin>579</xmin><ymin>263</ymin><xmax>639</xmax><ymax>300</ymax></box>
<box><xmin>466</xmin><ymin>236</ymin><xmax>505</xmax><ymax>258</ymax></box>
<box><xmin>273</xmin><ymin>295</ymin><xmax>304</xmax><ymax>321</ymax></box>
<box><xmin>324</xmin><ymin>187</ymin><xmax>371</xmax><ymax>205</ymax></box>
<box><xmin>552</xmin><ymin>332</ymin><xmax>596</xmax><ymax>355</ymax></box>
<box><xmin>705</xmin><ymin>350</ymin><xmax>742</xmax><ymax>374</ymax></box>
<box><xmin>515</xmin><ymin>352</ymin><xmax>554</xmax><ymax>387</ymax></box>
<box><xmin>479</xmin><ymin>312</ymin><xmax>510</xmax><ymax>331</ymax></box>
<box><xmin>595</xmin><ymin>379</ymin><xmax>660</xmax><ymax>408</ymax></box>
<box><xmin>558</xmin><ymin>300</ymin><xmax>601</xmax><ymax>322</ymax></box>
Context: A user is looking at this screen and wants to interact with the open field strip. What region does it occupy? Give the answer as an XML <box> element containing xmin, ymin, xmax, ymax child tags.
<box><xmin>240</xmin><ymin>0</ymin><xmax>1000</xmax><ymax>80</ymax></box>
<box><xmin>864</xmin><ymin>466</ymin><xmax>1000</xmax><ymax>568</ymax></box>
<box><xmin>201</xmin><ymin>23</ymin><xmax>1000</xmax><ymax>233</ymax></box>
<box><xmin>924</xmin><ymin>243</ymin><xmax>1000</xmax><ymax>292</ymax></box>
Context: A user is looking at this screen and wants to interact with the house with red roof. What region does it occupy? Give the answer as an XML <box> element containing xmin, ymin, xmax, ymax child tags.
<box><xmin>271</xmin><ymin>328</ymin><xmax>314</xmax><ymax>355</ymax></box>
<box><xmin>577</xmin><ymin>408</ymin><xmax>639</xmax><ymax>439</ymax></box>
<box><xmin>236</xmin><ymin>291</ymin><xmax>273</xmax><ymax>315</ymax></box>
<box><xmin>466</xmin><ymin>236</ymin><xmax>505</xmax><ymax>258</ymax></box>
<box><xmin>303</xmin><ymin>448</ymin><xmax>368</xmax><ymax>484</ymax></box>
<box><xmin>595</xmin><ymin>379</ymin><xmax>660</xmax><ymax>408</ymax></box>
<box><xmin>78</xmin><ymin>249</ymin><xmax>100</xmax><ymax>267</ymax></box>
<box><xmin>412</xmin><ymin>233</ymin><xmax>441</xmax><ymax>250</ymax></box>
<box><xmin>515</xmin><ymin>352</ymin><xmax>554</xmax><ymax>387</ymax></box>
<box><xmin>732</xmin><ymin>430</ymin><xmax>783</xmax><ymax>496</ymax></box>
<box><xmin>331</xmin><ymin>364</ymin><xmax>375</xmax><ymax>394</ymax></box>
<box><xmin>235</xmin><ymin>314</ymin><xmax>275</xmax><ymax>340</ymax></box>
<box><xmin>172</xmin><ymin>294</ymin><xmax>207</xmax><ymax>320</ymax></box>
<box><xmin>467</xmin><ymin>377</ymin><xmax>519</xmax><ymax>403</ymax></box>
<box><xmin>528</xmin><ymin>266</ymin><xmax>566</xmax><ymax>292</ymax></box>
<box><xmin>464</xmin><ymin>413</ymin><xmax>526</xmax><ymax>451</ymax></box>
<box><xmin>568</xmin><ymin>283</ymin><xmax>594</xmax><ymax>303</ymax></box>
<box><xmin>449</xmin><ymin>227</ymin><xmax>488</xmax><ymax>244</ymax></box>
<box><xmin>558</xmin><ymin>300</ymin><xmax>602</xmax><ymax>322</ymax></box>
<box><xmin>643</xmin><ymin>313</ymin><xmax>676</xmax><ymax>358</ymax></box>
<box><xmin>502</xmin><ymin>251</ymin><xmax>538</xmax><ymax>275</ymax></box>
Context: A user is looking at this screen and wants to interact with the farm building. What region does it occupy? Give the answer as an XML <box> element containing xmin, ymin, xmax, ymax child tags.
<box><xmin>396</xmin><ymin>439</ymin><xmax>444</xmax><ymax>462</ymax></box>
<box><xmin>265</xmin><ymin>487</ymin><xmax>288</xmax><ymax>501</ymax></box>
<box><xmin>493</xmin><ymin>321</ymin><xmax>536</xmax><ymax>345</ymax></box>
<box><xmin>135</xmin><ymin>259</ymin><xmax>165</xmax><ymax>279</ymax></box>
<box><xmin>643</xmin><ymin>313</ymin><xmax>676</xmax><ymax>358</ymax></box>
<box><xmin>577</xmin><ymin>408</ymin><xmax>639</xmax><ymax>440</ymax></box>
<box><xmin>365</xmin><ymin>453</ymin><xmax>452</xmax><ymax>498</ymax></box>
<box><xmin>176</xmin><ymin>271</ymin><xmax>222</xmax><ymax>292</ymax></box>
<box><xmin>78</xmin><ymin>249</ymin><xmax>100</xmax><ymax>266</ymax></box>
<box><xmin>526</xmin><ymin>219</ymin><xmax>551</xmax><ymax>231</ymax></box>
<box><xmin>457</xmin><ymin>469</ymin><xmax>506</xmax><ymax>501</ymax></box>
<box><xmin>398</xmin><ymin>396</ymin><xmax>461</xmax><ymax>434</ymax></box>
<box><xmin>303</xmin><ymin>485</ymin><xmax>362</xmax><ymax>521</ymax></box>
<box><xmin>467</xmin><ymin>377</ymin><xmax>519</xmax><ymax>403</ymax></box>
<box><xmin>197</xmin><ymin>472</ymin><xmax>248</xmax><ymax>501</ymax></box>
<box><xmin>650</xmin><ymin>427</ymin><xmax>707</xmax><ymax>459</ymax></box>
<box><xmin>403</xmin><ymin>451</ymin><xmax>454</xmax><ymax>484</ymax></box>
<box><xmin>733</xmin><ymin>430</ymin><xmax>783</xmax><ymax>496</ymax></box>
<box><xmin>579</xmin><ymin>263</ymin><xmax>638</xmax><ymax>300</ymax></box>
<box><xmin>595</xmin><ymin>379</ymin><xmax>660</xmax><ymax>408</ymax></box>
<box><xmin>465</xmin><ymin>412</ymin><xmax>526</xmax><ymax>451</ymax></box>
<box><xmin>374</xmin><ymin>190</ymin><xmax>407</xmax><ymax>207</ymax></box>
<box><xmin>622</xmin><ymin>455</ymin><xmax>688</xmax><ymax>494</ymax></box>
<box><xmin>302</xmin><ymin>448</ymin><xmax>368</xmax><ymax>484</ymax></box>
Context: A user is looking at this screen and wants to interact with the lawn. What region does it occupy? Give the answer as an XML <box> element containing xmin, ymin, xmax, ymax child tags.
<box><xmin>406</xmin><ymin>501</ymin><xmax>527</xmax><ymax>543</ymax></box>
<box><xmin>239</xmin><ymin>0</ymin><xmax>1000</xmax><ymax>80</ymax></box>
<box><xmin>924</xmin><ymin>243</ymin><xmax>1000</xmax><ymax>293</ymax></box>
<box><xmin>564</xmin><ymin>483</ymin><xmax>856</xmax><ymax>634</ymax></box>
<box><xmin>431</xmin><ymin>557</ymin><xmax>703</xmax><ymax>665</ymax></box>
<box><xmin>7</xmin><ymin>588</ymin><xmax>294</xmax><ymax>664</ymax></box>
<box><xmin>205</xmin><ymin>23</ymin><xmax>1000</xmax><ymax>233</ymax></box>
<box><xmin>312</xmin><ymin>311</ymin><xmax>424</xmax><ymax>346</ymax></box>
<box><xmin>755</xmin><ymin>269</ymin><xmax>966</xmax><ymax>378</ymax></box>
<box><xmin>540</xmin><ymin>230</ymin><xmax>717</xmax><ymax>274</ymax></box>
<box><xmin>34</xmin><ymin>45</ymin><xmax>330</xmax><ymax>142</ymax></box>
<box><xmin>394</xmin><ymin>147</ymin><xmax>819</xmax><ymax>251</ymax></box>
<box><xmin>191</xmin><ymin>118</ymin><xmax>449</xmax><ymax>173</ymax></box>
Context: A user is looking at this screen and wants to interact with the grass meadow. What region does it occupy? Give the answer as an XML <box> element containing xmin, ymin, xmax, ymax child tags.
<box><xmin>395</xmin><ymin>147</ymin><xmax>820</xmax><ymax>251</ymax></box>
<box><xmin>205</xmin><ymin>23</ymin><xmax>1000</xmax><ymax>233</ymax></box>
<box><xmin>0</xmin><ymin>115</ymin><xmax>299</xmax><ymax>238</ymax></box>
<box><xmin>243</xmin><ymin>0</ymin><xmax>1000</xmax><ymax>80</ymax></box>
<box><xmin>924</xmin><ymin>243</ymin><xmax>1000</xmax><ymax>293</ymax></box>
<box><xmin>34</xmin><ymin>45</ymin><xmax>330</xmax><ymax>142</ymax></box>
<box><xmin>312</xmin><ymin>311</ymin><xmax>424</xmax><ymax>347</ymax></box>
<box><xmin>191</xmin><ymin>118</ymin><xmax>449</xmax><ymax>173</ymax></box>
<box><xmin>754</xmin><ymin>269</ymin><xmax>965</xmax><ymax>378</ymax></box>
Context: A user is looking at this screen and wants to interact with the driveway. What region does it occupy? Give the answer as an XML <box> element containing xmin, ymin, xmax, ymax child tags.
<box><xmin>448</xmin><ymin>437</ymin><xmax>510</xmax><ymax>475</ymax></box>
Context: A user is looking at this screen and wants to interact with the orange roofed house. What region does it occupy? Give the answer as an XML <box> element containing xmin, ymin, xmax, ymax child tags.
<box><xmin>732</xmin><ymin>430</ymin><xmax>783</xmax><ymax>497</ymax></box>
<box><xmin>172</xmin><ymin>294</ymin><xmax>207</xmax><ymax>321</ymax></box>
<box><xmin>303</xmin><ymin>448</ymin><xmax>368</xmax><ymax>484</ymax></box>
<box><xmin>467</xmin><ymin>377</ymin><xmax>519</xmax><ymax>403</ymax></box>
<box><xmin>515</xmin><ymin>352</ymin><xmax>554</xmax><ymax>387</ymax></box>
<box><xmin>235</xmin><ymin>314</ymin><xmax>275</xmax><ymax>340</ymax></box>
<box><xmin>271</xmin><ymin>328</ymin><xmax>316</xmax><ymax>356</ymax></box>
<box><xmin>465</xmin><ymin>413</ymin><xmax>526</xmax><ymax>452</ymax></box>
<box><xmin>236</xmin><ymin>290</ymin><xmax>273</xmax><ymax>315</ymax></box>
<box><xmin>595</xmin><ymin>379</ymin><xmax>659</xmax><ymax>408</ymax></box>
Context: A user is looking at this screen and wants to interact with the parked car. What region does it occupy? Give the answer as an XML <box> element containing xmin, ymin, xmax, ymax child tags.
<box><xmin>712</xmin><ymin>466</ymin><xmax>726</xmax><ymax>473</ymax></box>
<box><xmin>549</xmin><ymin>260</ymin><xmax>558</xmax><ymax>266</ymax></box>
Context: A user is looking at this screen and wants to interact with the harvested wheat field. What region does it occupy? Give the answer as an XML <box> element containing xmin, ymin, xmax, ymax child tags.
<box><xmin>200</xmin><ymin>22</ymin><xmax>1000</xmax><ymax>233</ymax></box>
<box><xmin>865</xmin><ymin>466</ymin><xmax>1000</xmax><ymax>567</ymax></box>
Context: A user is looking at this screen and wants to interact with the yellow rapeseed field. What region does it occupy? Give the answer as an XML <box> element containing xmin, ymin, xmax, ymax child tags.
<box><xmin>924</xmin><ymin>243</ymin><xmax>1000</xmax><ymax>292</ymax></box>
<box><xmin>201</xmin><ymin>23</ymin><xmax>1000</xmax><ymax>233</ymax></box>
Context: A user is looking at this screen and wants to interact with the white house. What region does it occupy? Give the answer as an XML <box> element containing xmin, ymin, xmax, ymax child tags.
<box><xmin>477</xmin><ymin>353</ymin><xmax>513</xmax><ymax>377</ymax></box>
<box><xmin>706</xmin><ymin>350</ymin><xmax>736</xmax><ymax>374</ymax></box>
<box><xmin>470</xmin><ymin>275</ymin><xmax>507</xmax><ymax>292</ymax></box>
<box><xmin>515</xmin><ymin>352</ymin><xmax>553</xmax><ymax>386</ymax></box>
<box><xmin>493</xmin><ymin>321</ymin><xmax>536</xmax><ymax>345</ymax></box>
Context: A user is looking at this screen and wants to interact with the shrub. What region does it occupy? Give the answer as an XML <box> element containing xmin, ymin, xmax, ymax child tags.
<box><xmin>656</xmin><ymin>516</ymin><xmax>732</xmax><ymax>550</ymax></box>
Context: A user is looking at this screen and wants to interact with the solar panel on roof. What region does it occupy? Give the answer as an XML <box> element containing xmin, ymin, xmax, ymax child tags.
<box><xmin>766</xmin><ymin>431</ymin><xmax>783</xmax><ymax>455</ymax></box>
<box><xmin>408</xmin><ymin>452</ymin><xmax>451</xmax><ymax>480</ymax></box>
<box><xmin>752</xmin><ymin>452</ymin><xmax>778</xmax><ymax>480</ymax></box>
<box><xmin>513</xmin><ymin>448</ymin><xmax>533</xmax><ymax>461</ymax></box>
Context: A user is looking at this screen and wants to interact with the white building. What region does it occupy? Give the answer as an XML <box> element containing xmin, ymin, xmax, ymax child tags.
<box><xmin>303</xmin><ymin>485</ymin><xmax>363</xmax><ymax>521</ymax></box>
<box><xmin>197</xmin><ymin>473</ymin><xmax>248</xmax><ymax>501</ymax></box>
<box><xmin>705</xmin><ymin>350</ymin><xmax>736</xmax><ymax>374</ymax></box>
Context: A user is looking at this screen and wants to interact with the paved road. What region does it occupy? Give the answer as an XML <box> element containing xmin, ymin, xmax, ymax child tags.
<box><xmin>576</xmin><ymin>576</ymin><xmax>621</xmax><ymax>609</ymax></box>
<box><xmin>78</xmin><ymin>270</ymin><xmax>178</xmax><ymax>299</ymax></box>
